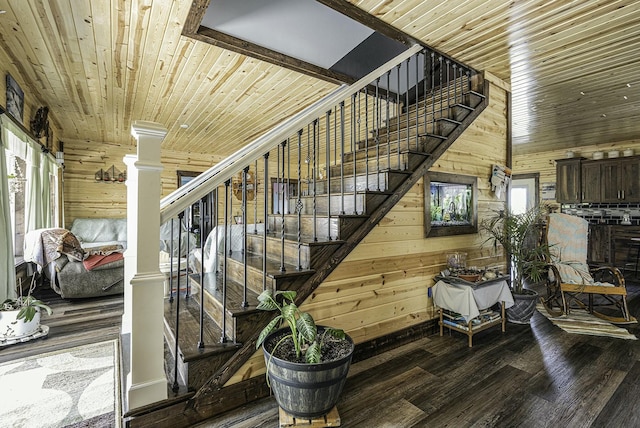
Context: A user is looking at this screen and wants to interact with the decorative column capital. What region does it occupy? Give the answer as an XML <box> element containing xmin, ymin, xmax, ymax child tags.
<box><xmin>131</xmin><ymin>121</ymin><xmax>168</xmax><ymax>139</ymax></box>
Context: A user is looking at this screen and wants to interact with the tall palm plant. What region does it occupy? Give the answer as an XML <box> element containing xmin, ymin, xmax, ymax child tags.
<box><xmin>480</xmin><ymin>205</ymin><xmax>551</xmax><ymax>294</ymax></box>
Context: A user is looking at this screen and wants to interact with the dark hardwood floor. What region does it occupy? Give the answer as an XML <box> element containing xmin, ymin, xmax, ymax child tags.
<box><xmin>5</xmin><ymin>281</ymin><xmax>640</xmax><ymax>427</ymax></box>
<box><xmin>197</xmin><ymin>280</ymin><xmax>640</xmax><ymax>428</ymax></box>
<box><xmin>0</xmin><ymin>285</ymin><xmax>123</xmax><ymax>364</ymax></box>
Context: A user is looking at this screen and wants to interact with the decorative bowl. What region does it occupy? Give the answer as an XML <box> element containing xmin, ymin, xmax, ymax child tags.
<box><xmin>458</xmin><ymin>273</ymin><xmax>481</xmax><ymax>282</ymax></box>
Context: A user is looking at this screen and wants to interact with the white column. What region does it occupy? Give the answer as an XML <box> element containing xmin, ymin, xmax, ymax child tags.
<box><xmin>122</xmin><ymin>120</ymin><xmax>168</xmax><ymax>410</ymax></box>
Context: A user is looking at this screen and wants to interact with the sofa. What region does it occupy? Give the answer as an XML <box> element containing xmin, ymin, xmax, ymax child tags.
<box><xmin>49</xmin><ymin>218</ymin><xmax>127</xmax><ymax>299</ymax></box>
<box><xmin>24</xmin><ymin>218</ymin><xmax>196</xmax><ymax>299</ymax></box>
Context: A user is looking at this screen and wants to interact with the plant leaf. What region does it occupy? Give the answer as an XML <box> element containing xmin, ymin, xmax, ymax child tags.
<box><xmin>256</xmin><ymin>290</ymin><xmax>279</xmax><ymax>311</ymax></box>
<box><xmin>275</xmin><ymin>290</ymin><xmax>297</xmax><ymax>304</ymax></box>
<box><xmin>297</xmin><ymin>312</ymin><xmax>317</xmax><ymax>343</ymax></box>
<box><xmin>256</xmin><ymin>315</ymin><xmax>282</xmax><ymax>349</ymax></box>
<box><xmin>323</xmin><ymin>327</ymin><xmax>346</xmax><ymax>340</ymax></box>
<box><xmin>306</xmin><ymin>341</ymin><xmax>321</xmax><ymax>364</ymax></box>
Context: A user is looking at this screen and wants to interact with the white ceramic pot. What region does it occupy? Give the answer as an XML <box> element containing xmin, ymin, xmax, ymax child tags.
<box><xmin>608</xmin><ymin>150</ymin><xmax>620</xmax><ymax>158</ymax></box>
<box><xmin>624</xmin><ymin>148</ymin><xmax>634</xmax><ymax>157</ymax></box>
<box><xmin>0</xmin><ymin>309</ymin><xmax>41</xmax><ymax>340</ymax></box>
<box><xmin>593</xmin><ymin>151</ymin><xmax>604</xmax><ymax>160</ymax></box>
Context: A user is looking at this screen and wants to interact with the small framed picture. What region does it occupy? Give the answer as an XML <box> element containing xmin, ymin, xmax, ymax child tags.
<box><xmin>6</xmin><ymin>74</ymin><xmax>24</xmax><ymax>122</ymax></box>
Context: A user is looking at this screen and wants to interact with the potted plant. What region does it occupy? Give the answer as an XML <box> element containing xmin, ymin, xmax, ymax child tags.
<box><xmin>256</xmin><ymin>289</ymin><xmax>354</xmax><ymax>418</ymax></box>
<box><xmin>480</xmin><ymin>204</ymin><xmax>551</xmax><ymax>324</ymax></box>
<box><xmin>1</xmin><ymin>278</ymin><xmax>52</xmax><ymax>342</ymax></box>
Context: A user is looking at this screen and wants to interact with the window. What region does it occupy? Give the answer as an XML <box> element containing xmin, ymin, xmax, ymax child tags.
<box><xmin>424</xmin><ymin>172</ymin><xmax>478</xmax><ymax>237</ymax></box>
<box><xmin>6</xmin><ymin>152</ymin><xmax>26</xmax><ymax>262</ymax></box>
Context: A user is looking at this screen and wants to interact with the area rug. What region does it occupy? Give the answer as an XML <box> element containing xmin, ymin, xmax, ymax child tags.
<box><xmin>536</xmin><ymin>304</ymin><xmax>637</xmax><ymax>340</ymax></box>
<box><xmin>0</xmin><ymin>339</ymin><xmax>120</xmax><ymax>427</ymax></box>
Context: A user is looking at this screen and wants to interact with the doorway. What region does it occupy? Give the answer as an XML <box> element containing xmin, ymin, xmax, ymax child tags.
<box><xmin>510</xmin><ymin>173</ymin><xmax>539</xmax><ymax>214</ymax></box>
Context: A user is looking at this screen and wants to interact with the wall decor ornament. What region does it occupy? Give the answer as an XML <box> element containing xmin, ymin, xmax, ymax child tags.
<box><xmin>6</xmin><ymin>73</ymin><xmax>24</xmax><ymax>122</ymax></box>
<box><xmin>95</xmin><ymin>165</ymin><xmax>126</xmax><ymax>183</ymax></box>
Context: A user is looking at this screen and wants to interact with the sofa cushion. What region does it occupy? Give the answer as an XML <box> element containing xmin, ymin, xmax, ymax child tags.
<box><xmin>70</xmin><ymin>218</ymin><xmax>127</xmax><ymax>245</ymax></box>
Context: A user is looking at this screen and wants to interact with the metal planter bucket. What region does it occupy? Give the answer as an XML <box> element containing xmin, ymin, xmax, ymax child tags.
<box><xmin>262</xmin><ymin>327</ymin><xmax>354</xmax><ymax>418</ymax></box>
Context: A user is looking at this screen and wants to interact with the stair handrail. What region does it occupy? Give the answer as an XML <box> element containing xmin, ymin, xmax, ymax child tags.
<box><xmin>160</xmin><ymin>44</ymin><xmax>424</xmax><ymax>223</ymax></box>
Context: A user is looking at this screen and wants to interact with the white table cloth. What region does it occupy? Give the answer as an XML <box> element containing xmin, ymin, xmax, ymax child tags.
<box><xmin>432</xmin><ymin>279</ymin><xmax>514</xmax><ymax>321</ymax></box>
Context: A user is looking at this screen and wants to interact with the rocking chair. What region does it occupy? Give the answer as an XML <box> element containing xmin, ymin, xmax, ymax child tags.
<box><xmin>541</xmin><ymin>213</ymin><xmax>637</xmax><ymax>324</ymax></box>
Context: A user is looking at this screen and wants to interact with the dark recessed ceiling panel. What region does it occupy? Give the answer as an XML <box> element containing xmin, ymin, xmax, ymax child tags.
<box><xmin>201</xmin><ymin>0</ymin><xmax>409</xmax><ymax>81</ymax></box>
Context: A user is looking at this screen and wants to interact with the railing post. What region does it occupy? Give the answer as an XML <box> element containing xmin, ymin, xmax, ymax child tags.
<box><xmin>122</xmin><ymin>120</ymin><xmax>168</xmax><ymax>410</ymax></box>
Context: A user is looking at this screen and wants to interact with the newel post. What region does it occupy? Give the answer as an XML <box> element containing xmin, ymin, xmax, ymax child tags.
<box><xmin>122</xmin><ymin>120</ymin><xmax>167</xmax><ymax>410</ymax></box>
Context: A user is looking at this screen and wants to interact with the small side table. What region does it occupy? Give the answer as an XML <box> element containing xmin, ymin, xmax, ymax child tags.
<box><xmin>432</xmin><ymin>279</ymin><xmax>514</xmax><ymax>347</ymax></box>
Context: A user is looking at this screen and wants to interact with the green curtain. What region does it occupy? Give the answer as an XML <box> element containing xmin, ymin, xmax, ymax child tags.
<box><xmin>0</xmin><ymin>115</ymin><xmax>17</xmax><ymax>301</ymax></box>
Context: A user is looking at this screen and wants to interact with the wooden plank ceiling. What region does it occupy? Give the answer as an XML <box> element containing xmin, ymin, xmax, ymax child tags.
<box><xmin>0</xmin><ymin>0</ymin><xmax>638</xmax><ymax>157</ymax></box>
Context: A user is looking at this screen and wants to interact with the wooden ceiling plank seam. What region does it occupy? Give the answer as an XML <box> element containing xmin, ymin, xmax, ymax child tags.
<box><xmin>130</xmin><ymin>0</ymin><xmax>186</xmax><ymax>127</ymax></box>
<box><xmin>111</xmin><ymin>0</ymin><xmax>133</xmax><ymax>144</ymax></box>
<box><xmin>155</xmin><ymin>48</ymin><xmax>247</xmax><ymax>151</ymax></box>
<box><xmin>91</xmin><ymin>0</ymin><xmax>117</xmax><ymax>142</ymax></box>
<box><xmin>1</xmin><ymin>1</ymin><xmax>65</xmax><ymax>122</ymax></box>
<box><xmin>123</xmin><ymin>0</ymin><xmax>161</xmax><ymax>132</ymax></box>
<box><xmin>139</xmin><ymin>0</ymin><xmax>195</xmax><ymax>124</ymax></box>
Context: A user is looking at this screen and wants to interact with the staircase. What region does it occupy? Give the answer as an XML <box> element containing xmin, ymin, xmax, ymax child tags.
<box><xmin>124</xmin><ymin>45</ymin><xmax>488</xmax><ymax>426</ymax></box>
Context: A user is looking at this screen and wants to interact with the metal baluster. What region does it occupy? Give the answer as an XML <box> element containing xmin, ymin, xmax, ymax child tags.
<box><xmin>406</xmin><ymin>57</ymin><xmax>410</xmax><ymax>150</ymax></box>
<box><xmin>198</xmin><ymin>197</ymin><xmax>205</xmax><ymax>349</ymax></box>
<box><xmin>229</xmin><ymin>184</ymin><xmax>234</xmax><ymax>256</ymax></box>
<box><xmin>306</xmin><ymin>125</ymin><xmax>311</xmax><ymax>186</ymax></box>
<box><xmin>280</xmin><ymin>142</ymin><xmax>287</xmax><ymax>271</ymax></box>
<box><xmin>242</xmin><ymin>166</ymin><xmax>248</xmax><ymax>307</ymax></box>
<box><xmin>296</xmin><ymin>130</ymin><xmax>303</xmax><ymax>269</ymax></box>
<box><xmin>333</xmin><ymin>106</ymin><xmax>337</xmax><ymax>166</ymax></box>
<box><xmin>276</xmin><ymin>144</ymin><xmax>281</xmax><ymax>215</ymax></box>
<box><xmin>287</xmin><ymin>138</ymin><xmax>291</xmax><ymax>214</ymax></box>
<box><xmin>172</xmin><ymin>211</ymin><xmax>184</xmax><ymax>392</ymax></box>
<box><xmin>364</xmin><ymin>87</ymin><xmax>369</xmax><ymax>193</ymax></box>
<box><xmin>352</xmin><ymin>94</ymin><xmax>357</xmax><ymax>215</ymax></box>
<box><xmin>169</xmin><ymin>218</ymin><xmax>175</xmax><ymax>302</ymax></box>
<box><xmin>254</xmin><ymin>160</ymin><xmax>258</xmax><ymax>233</ymax></box>
<box><xmin>439</xmin><ymin>56</ymin><xmax>443</xmax><ymax>118</ymax></box>
<box><xmin>263</xmin><ymin>152</ymin><xmax>269</xmax><ymax>291</ymax></box>
<box><xmin>215</xmin><ymin>188</ymin><xmax>220</xmax><ymax>276</ymax></box>
<box><xmin>221</xmin><ymin>180</ymin><xmax>230</xmax><ymax>342</ymax></box>
<box><xmin>453</xmin><ymin>64</ymin><xmax>458</xmax><ymax>109</ymax></box>
<box><xmin>431</xmin><ymin>52</ymin><xmax>436</xmax><ymax>135</ymax></box>
<box><xmin>312</xmin><ymin>121</ymin><xmax>318</xmax><ymax>242</ymax></box>
<box><xmin>396</xmin><ymin>64</ymin><xmax>401</xmax><ymax>170</ymax></box>
<box><xmin>415</xmin><ymin>53</ymin><xmax>420</xmax><ymax>151</ymax></box>
<box><xmin>185</xmin><ymin>212</ymin><xmax>191</xmax><ymax>298</ymax></box>
<box><xmin>446</xmin><ymin>59</ymin><xmax>451</xmax><ymax>114</ymax></box>
<box><xmin>325</xmin><ymin>110</ymin><xmax>332</xmax><ymax>240</ymax></box>
<box><xmin>424</xmin><ymin>50</ymin><xmax>428</xmax><ymax>136</ymax></box>
<box><xmin>386</xmin><ymin>71</ymin><xmax>391</xmax><ymax>169</ymax></box>
<box><xmin>375</xmin><ymin>77</ymin><xmax>381</xmax><ymax>188</ymax></box>
<box><xmin>340</xmin><ymin>101</ymin><xmax>345</xmax><ymax>215</ymax></box>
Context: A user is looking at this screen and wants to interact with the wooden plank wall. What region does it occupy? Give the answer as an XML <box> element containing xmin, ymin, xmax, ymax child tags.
<box><xmin>513</xmin><ymin>138</ymin><xmax>640</xmax><ymax>204</ymax></box>
<box><xmin>63</xmin><ymin>138</ymin><xmax>224</xmax><ymax>227</ymax></box>
<box><xmin>226</xmin><ymin>75</ymin><xmax>510</xmax><ymax>385</ymax></box>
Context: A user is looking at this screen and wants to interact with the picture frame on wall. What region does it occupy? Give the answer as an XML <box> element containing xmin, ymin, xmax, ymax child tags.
<box><xmin>6</xmin><ymin>74</ymin><xmax>24</xmax><ymax>122</ymax></box>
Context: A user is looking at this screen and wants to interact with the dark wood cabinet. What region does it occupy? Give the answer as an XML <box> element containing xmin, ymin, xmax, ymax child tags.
<box><xmin>555</xmin><ymin>158</ymin><xmax>582</xmax><ymax>203</ymax></box>
<box><xmin>621</xmin><ymin>158</ymin><xmax>640</xmax><ymax>202</ymax></box>
<box><xmin>588</xmin><ymin>225</ymin><xmax>640</xmax><ymax>272</ymax></box>
<box><xmin>581</xmin><ymin>161</ymin><xmax>601</xmax><ymax>202</ymax></box>
<box><xmin>557</xmin><ymin>156</ymin><xmax>640</xmax><ymax>203</ymax></box>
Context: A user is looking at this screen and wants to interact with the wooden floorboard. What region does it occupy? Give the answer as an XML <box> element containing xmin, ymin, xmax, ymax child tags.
<box><xmin>5</xmin><ymin>281</ymin><xmax>640</xmax><ymax>427</ymax></box>
<box><xmin>0</xmin><ymin>286</ymin><xmax>123</xmax><ymax>363</ymax></box>
<box><xmin>195</xmin><ymin>280</ymin><xmax>640</xmax><ymax>428</ymax></box>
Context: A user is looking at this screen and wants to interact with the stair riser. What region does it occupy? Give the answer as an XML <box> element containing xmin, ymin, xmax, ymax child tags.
<box><xmin>383</xmin><ymin>104</ymin><xmax>471</xmax><ymax>131</ymax></box>
<box><xmin>247</xmin><ymin>233</ymin><xmax>342</xmax><ymax>270</ymax></box>
<box><xmin>267</xmin><ymin>215</ymin><xmax>342</xmax><ymax>240</ymax></box>
<box><xmin>293</xmin><ymin>193</ymin><xmax>388</xmax><ymax>216</ymax></box>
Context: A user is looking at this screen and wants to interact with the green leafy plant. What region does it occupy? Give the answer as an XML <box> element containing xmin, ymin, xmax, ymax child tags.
<box><xmin>1</xmin><ymin>295</ymin><xmax>52</xmax><ymax>322</ymax></box>
<box><xmin>1</xmin><ymin>277</ymin><xmax>53</xmax><ymax>322</ymax></box>
<box><xmin>255</xmin><ymin>289</ymin><xmax>345</xmax><ymax>364</ymax></box>
<box><xmin>480</xmin><ymin>204</ymin><xmax>551</xmax><ymax>294</ymax></box>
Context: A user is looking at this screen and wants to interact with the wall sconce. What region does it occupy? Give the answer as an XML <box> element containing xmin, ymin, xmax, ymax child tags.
<box><xmin>95</xmin><ymin>165</ymin><xmax>126</xmax><ymax>183</ymax></box>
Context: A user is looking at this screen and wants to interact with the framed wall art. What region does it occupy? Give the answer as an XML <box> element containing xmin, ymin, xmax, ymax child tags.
<box><xmin>6</xmin><ymin>74</ymin><xmax>24</xmax><ymax>122</ymax></box>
